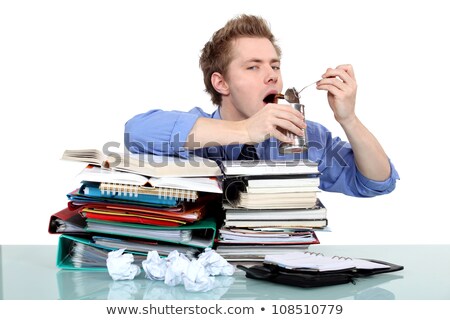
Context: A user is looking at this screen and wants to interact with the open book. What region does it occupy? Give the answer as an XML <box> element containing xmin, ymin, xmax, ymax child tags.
<box><xmin>75</xmin><ymin>165</ymin><xmax>223</xmax><ymax>194</ymax></box>
<box><xmin>62</xmin><ymin>149</ymin><xmax>222</xmax><ymax>177</ymax></box>
<box><xmin>63</xmin><ymin>149</ymin><xmax>321</xmax><ymax>180</ymax></box>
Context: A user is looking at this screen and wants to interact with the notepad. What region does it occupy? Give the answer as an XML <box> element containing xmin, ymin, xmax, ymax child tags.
<box><xmin>264</xmin><ymin>252</ymin><xmax>391</xmax><ymax>272</ymax></box>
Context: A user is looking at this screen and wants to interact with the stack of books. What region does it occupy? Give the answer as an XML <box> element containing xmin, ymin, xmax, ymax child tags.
<box><xmin>48</xmin><ymin>149</ymin><xmax>223</xmax><ymax>270</ymax></box>
<box><xmin>215</xmin><ymin>159</ymin><xmax>326</xmax><ymax>262</ymax></box>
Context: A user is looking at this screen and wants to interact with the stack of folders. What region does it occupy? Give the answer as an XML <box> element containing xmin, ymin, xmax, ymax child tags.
<box><xmin>50</xmin><ymin>151</ymin><xmax>224</xmax><ymax>270</ymax></box>
<box><xmin>216</xmin><ymin>159</ymin><xmax>326</xmax><ymax>262</ymax></box>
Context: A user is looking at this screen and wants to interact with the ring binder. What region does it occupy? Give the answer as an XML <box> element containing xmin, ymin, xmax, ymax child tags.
<box><xmin>223</xmin><ymin>179</ymin><xmax>246</xmax><ymax>207</ymax></box>
<box><xmin>223</xmin><ymin>174</ymin><xmax>319</xmax><ymax>209</ymax></box>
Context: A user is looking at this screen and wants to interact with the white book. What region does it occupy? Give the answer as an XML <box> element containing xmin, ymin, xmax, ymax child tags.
<box><xmin>220</xmin><ymin>159</ymin><xmax>319</xmax><ymax>176</ymax></box>
<box><xmin>224</xmin><ymin>219</ymin><xmax>327</xmax><ymax>228</ymax></box>
<box><xmin>247</xmin><ymin>176</ymin><xmax>320</xmax><ymax>188</ymax></box>
<box><xmin>75</xmin><ymin>164</ymin><xmax>223</xmax><ymax>193</ymax></box>
<box><xmin>235</xmin><ymin>192</ymin><xmax>318</xmax><ymax>209</ymax></box>
<box><xmin>219</xmin><ymin>229</ymin><xmax>318</xmax><ymax>243</ymax></box>
<box><xmin>245</xmin><ymin>186</ymin><xmax>320</xmax><ymax>194</ymax></box>
<box><xmin>62</xmin><ymin>148</ymin><xmax>222</xmax><ymax>177</ymax></box>
<box><xmin>225</xmin><ymin>200</ymin><xmax>327</xmax><ymax>220</ymax></box>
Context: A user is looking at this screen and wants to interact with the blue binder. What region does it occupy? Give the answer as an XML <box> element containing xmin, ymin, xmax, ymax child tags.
<box><xmin>67</xmin><ymin>182</ymin><xmax>179</xmax><ymax>207</ymax></box>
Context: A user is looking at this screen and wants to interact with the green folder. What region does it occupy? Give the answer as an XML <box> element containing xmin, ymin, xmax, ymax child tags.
<box><xmin>56</xmin><ymin>234</ymin><xmax>147</xmax><ymax>270</ymax></box>
<box><xmin>56</xmin><ymin>218</ymin><xmax>217</xmax><ymax>270</ymax></box>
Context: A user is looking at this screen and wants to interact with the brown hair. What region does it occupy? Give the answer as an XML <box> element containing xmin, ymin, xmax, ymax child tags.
<box><xmin>199</xmin><ymin>14</ymin><xmax>281</xmax><ymax>106</ymax></box>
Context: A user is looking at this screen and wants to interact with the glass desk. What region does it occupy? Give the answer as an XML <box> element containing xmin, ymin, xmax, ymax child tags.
<box><xmin>1</xmin><ymin>244</ymin><xmax>449</xmax><ymax>300</ymax></box>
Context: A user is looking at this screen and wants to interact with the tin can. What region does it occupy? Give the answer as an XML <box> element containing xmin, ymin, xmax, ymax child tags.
<box><xmin>279</xmin><ymin>103</ymin><xmax>308</xmax><ymax>154</ymax></box>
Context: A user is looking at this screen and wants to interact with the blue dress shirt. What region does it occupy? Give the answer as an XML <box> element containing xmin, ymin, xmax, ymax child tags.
<box><xmin>124</xmin><ymin>107</ymin><xmax>399</xmax><ymax>197</ymax></box>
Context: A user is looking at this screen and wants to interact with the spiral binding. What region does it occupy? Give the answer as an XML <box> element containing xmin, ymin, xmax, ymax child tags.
<box><xmin>304</xmin><ymin>251</ymin><xmax>324</xmax><ymax>257</ymax></box>
<box><xmin>331</xmin><ymin>255</ymin><xmax>353</xmax><ymax>261</ymax></box>
<box><xmin>304</xmin><ymin>251</ymin><xmax>353</xmax><ymax>260</ymax></box>
<box><xmin>99</xmin><ymin>183</ymin><xmax>198</xmax><ymax>202</ymax></box>
<box><xmin>100</xmin><ymin>183</ymin><xmax>139</xmax><ymax>197</ymax></box>
<box><xmin>157</xmin><ymin>187</ymin><xmax>197</xmax><ymax>202</ymax></box>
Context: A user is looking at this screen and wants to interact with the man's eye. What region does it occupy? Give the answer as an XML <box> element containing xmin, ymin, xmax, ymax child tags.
<box><xmin>247</xmin><ymin>66</ymin><xmax>258</xmax><ymax>70</ymax></box>
<box><xmin>272</xmin><ymin>66</ymin><xmax>280</xmax><ymax>70</ymax></box>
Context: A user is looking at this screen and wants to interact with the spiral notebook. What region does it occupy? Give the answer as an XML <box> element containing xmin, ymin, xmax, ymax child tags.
<box><xmin>76</xmin><ymin>165</ymin><xmax>223</xmax><ymax>193</ymax></box>
<box><xmin>75</xmin><ymin>164</ymin><xmax>222</xmax><ymax>202</ymax></box>
<box><xmin>264</xmin><ymin>251</ymin><xmax>394</xmax><ymax>272</ymax></box>
<box><xmin>99</xmin><ymin>182</ymin><xmax>198</xmax><ymax>202</ymax></box>
<box><xmin>78</xmin><ymin>182</ymin><xmax>180</xmax><ymax>207</ymax></box>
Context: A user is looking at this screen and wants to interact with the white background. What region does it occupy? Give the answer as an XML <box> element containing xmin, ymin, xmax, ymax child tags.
<box><xmin>1</xmin><ymin>0</ymin><xmax>449</xmax><ymax>245</ymax></box>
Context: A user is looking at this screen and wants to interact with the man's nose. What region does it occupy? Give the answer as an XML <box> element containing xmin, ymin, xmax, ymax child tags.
<box><xmin>265</xmin><ymin>68</ymin><xmax>279</xmax><ymax>84</ymax></box>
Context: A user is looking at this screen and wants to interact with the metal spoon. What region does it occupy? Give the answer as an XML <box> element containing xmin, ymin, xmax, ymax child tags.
<box><xmin>284</xmin><ymin>79</ymin><xmax>321</xmax><ymax>103</ymax></box>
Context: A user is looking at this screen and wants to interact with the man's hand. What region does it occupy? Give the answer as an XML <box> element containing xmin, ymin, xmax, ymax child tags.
<box><xmin>316</xmin><ymin>64</ymin><xmax>391</xmax><ymax>181</ymax></box>
<box><xmin>240</xmin><ymin>103</ymin><xmax>306</xmax><ymax>144</ymax></box>
<box><xmin>186</xmin><ymin>103</ymin><xmax>305</xmax><ymax>149</ymax></box>
<box><xmin>317</xmin><ymin>64</ymin><xmax>357</xmax><ymax>127</ymax></box>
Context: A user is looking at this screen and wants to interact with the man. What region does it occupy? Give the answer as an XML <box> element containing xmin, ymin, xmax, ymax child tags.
<box><xmin>125</xmin><ymin>14</ymin><xmax>399</xmax><ymax>197</ymax></box>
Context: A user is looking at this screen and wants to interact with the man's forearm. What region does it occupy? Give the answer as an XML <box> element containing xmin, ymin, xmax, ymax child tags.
<box><xmin>184</xmin><ymin>118</ymin><xmax>249</xmax><ymax>149</ymax></box>
<box><xmin>341</xmin><ymin>116</ymin><xmax>391</xmax><ymax>181</ymax></box>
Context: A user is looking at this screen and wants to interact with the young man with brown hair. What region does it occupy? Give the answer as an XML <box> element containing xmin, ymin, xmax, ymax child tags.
<box><xmin>125</xmin><ymin>14</ymin><xmax>399</xmax><ymax>197</ymax></box>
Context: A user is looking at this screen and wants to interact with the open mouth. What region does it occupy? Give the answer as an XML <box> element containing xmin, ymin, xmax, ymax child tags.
<box><xmin>263</xmin><ymin>93</ymin><xmax>284</xmax><ymax>104</ymax></box>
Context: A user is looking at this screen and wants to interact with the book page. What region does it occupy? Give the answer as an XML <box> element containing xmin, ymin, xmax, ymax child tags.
<box><xmin>118</xmin><ymin>153</ymin><xmax>222</xmax><ymax>177</ymax></box>
<box><xmin>62</xmin><ymin>149</ymin><xmax>105</xmax><ymax>166</ymax></box>
<box><xmin>62</xmin><ymin>148</ymin><xmax>222</xmax><ymax>178</ymax></box>
<box><xmin>222</xmin><ymin>159</ymin><xmax>319</xmax><ymax>176</ymax></box>
<box><xmin>264</xmin><ymin>252</ymin><xmax>390</xmax><ymax>271</ymax></box>
<box><xmin>149</xmin><ymin>176</ymin><xmax>223</xmax><ymax>193</ymax></box>
<box><xmin>76</xmin><ymin>165</ymin><xmax>150</xmax><ymax>185</ymax></box>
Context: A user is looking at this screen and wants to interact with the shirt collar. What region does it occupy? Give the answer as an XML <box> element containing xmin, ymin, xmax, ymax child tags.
<box><xmin>212</xmin><ymin>108</ymin><xmax>222</xmax><ymax>120</ymax></box>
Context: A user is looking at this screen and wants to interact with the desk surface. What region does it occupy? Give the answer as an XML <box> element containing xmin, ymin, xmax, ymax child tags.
<box><xmin>1</xmin><ymin>244</ymin><xmax>449</xmax><ymax>300</ymax></box>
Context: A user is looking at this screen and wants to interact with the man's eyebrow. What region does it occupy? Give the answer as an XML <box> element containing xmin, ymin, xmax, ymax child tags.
<box><xmin>244</xmin><ymin>58</ymin><xmax>281</xmax><ymax>64</ymax></box>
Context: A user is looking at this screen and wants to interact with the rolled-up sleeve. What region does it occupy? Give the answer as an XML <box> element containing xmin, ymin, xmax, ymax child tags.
<box><xmin>307</xmin><ymin>121</ymin><xmax>400</xmax><ymax>197</ymax></box>
<box><xmin>353</xmin><ymin>160</ymin><xmax>399</xmax><ymax>196</ymax></box>
<box><xmin>124</xmin><ymin>108</ymin><xmax>203</xmax><ymax>158</ymax></box>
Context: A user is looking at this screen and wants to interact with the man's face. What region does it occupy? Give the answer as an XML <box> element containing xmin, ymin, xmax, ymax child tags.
<box><xmin>221</xmin><ymin>37</ymin><xmax>283</xmax><ymax>120</ymax></box>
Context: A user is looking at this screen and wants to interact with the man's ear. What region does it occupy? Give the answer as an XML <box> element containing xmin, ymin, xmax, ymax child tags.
<box><xmin>211</xmin><ymin>72</ymin><xmax>230</xmax><ymax>96</ymax></box>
